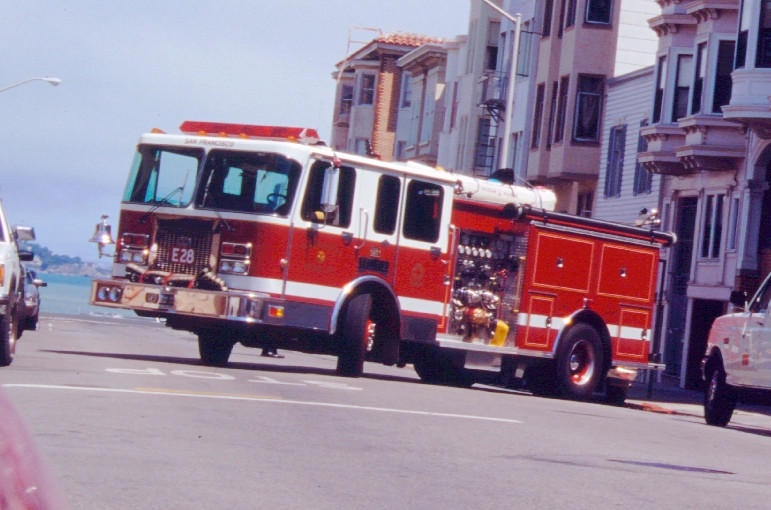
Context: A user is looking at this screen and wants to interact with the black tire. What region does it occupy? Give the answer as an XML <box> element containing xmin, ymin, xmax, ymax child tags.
<box><xmin>704</xmin><ymin>360</ymin><xmax>736</xmax><ymax>427</ymax></box>
<box><xmin>555</xmin><ymin>324</ymin><xmax>603</xmax><ymax>400</ymax></box>
<box><xmin>0</xmin><ymin>312</ymin><xmax>19</xmax><ymax>367</ymax></box>
<box><xmin>526</xmin><ymin>363</ymin><xmax>558</xmax><ymax>396</ymax></box>
<box><xmin>605</xmin><ymin>384</ymin><xmax>628</xmax><ymax>406</ymax></box>
<box><xmin>25</xmin><ymin>312</ymin><xmax>39</xmax><ymax>331</ymax></box>
<box><xmin>413</xmin><ymin>346</ymin><xmax>473</xmax><ymax>387</ymax></box>
<box><xmin>198</xmin><ymin>329</ymin><xmax>235</xmax><ymax>366</ymax></box>
<box><xmin>336</xmin><ymin>294</ymin><xmax>372</xmax><ymax>377</ymax></box>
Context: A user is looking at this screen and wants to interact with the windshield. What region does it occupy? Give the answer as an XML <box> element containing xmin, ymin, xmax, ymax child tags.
<box><xmin>123</xmin><ymin>145</ymin><xmax>203</xmax><ymax>206</ymax></box>
<box><xmin>196</xmin><ymin>150</ymin><xmax>301</xmax><ymax>216</ymax></box>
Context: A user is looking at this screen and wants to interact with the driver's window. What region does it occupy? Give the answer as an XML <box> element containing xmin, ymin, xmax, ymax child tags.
<box><xmin>301</xmin><ymin>160</ymin><xmax>356</xmax><ymax>227</ymax></box>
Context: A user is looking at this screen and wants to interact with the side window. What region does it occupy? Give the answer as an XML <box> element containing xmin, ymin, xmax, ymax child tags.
<box><xmin>301</xmin><ymin>161</ymin><xmax>355</xmax><ymax>227</ymax></box>
<box><xmin>374</xmin><ymin>175</ymin><xmax>401</xmax><ymax>235</ymax></box>
<box><xmin>358</xmin><ymin>74</ymin><xmax>376</xmax><ymax>105</ymax></box>
<box><xmin>586</xmin><ymin>0</ymin><xmax>612</xmax><ymax>25</ymax></box>
<box><xmin>403</xmin><ymin>180</ymin><xmax>443</xmax><ymax>243</ymax></box>
<box><xmin>604</xmin><ymin>124</ymin><xmax>626</xmax><ymax>198</ymax></box>
<box><xmin>700</xmin><ymin>193</ymin><xmax>724</xmax><ymax>259</ymax></box>
<box><xmin>574</xmin><ymin>75</ymin><xmax>603</xmax><ymax>141</ymax></box>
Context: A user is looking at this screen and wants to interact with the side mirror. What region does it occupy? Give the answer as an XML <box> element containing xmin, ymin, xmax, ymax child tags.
<box><xmin>33</xmin><ymin>279</ymin><xmax>47</xmax><ymax>288</ymax></box>
<box><xmin>18</xmin><ymin>250</ymin><xmax>34</xmax><ymax>262</ymax></box>
<box><xmin>320</xmin><ymin>165</ymin><xmax>340</xmax><ymax>214</ymax></box>
<box><xmin>14</xmin><ymin>225</ymin><xmax>35</xmax><ymax>242</ymax></box>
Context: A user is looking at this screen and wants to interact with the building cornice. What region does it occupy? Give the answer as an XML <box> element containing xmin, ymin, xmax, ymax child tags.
<box><xmin>648</xmin><ymin>14</ymin><xmax>697</xmax><ymax>36</ymax></box>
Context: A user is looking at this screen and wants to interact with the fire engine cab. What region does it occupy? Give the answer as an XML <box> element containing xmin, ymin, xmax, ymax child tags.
<box><xmin>90</xmin><ymin>121</ymin><xmax>675</xmax><ymax>403</ymax></box>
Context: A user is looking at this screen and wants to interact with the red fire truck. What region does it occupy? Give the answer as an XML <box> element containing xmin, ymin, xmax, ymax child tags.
<box><xmin>90</xmin><ymin>121</ymin><xmax>674</xmax><ymax>403</ymax></box>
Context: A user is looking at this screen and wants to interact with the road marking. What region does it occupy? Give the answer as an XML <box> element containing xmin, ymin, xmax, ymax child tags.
<box><xmin>3</xmin><ymin>384</ymin><xmax>522</xmax><ymax>424</ymax></box>
<box><xmin>248</xmin><ymin>375</ymin><xmax>306</xmax><ymax>386</ymax></box>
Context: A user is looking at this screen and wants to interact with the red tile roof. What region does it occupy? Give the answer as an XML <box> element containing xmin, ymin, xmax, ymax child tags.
<box><xmin>375</xmin><ymin>32</ymin><xmax>446</xmax><ymax>47</ymax></box>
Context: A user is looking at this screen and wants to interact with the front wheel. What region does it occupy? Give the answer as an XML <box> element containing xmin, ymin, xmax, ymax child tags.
<box><xmin>704</xmin><ymin>362</ymin><xmax>736</xmax><ymax>427</ymax></box>
<box><xmin>555</xmin><ymin>324</ymin><xmax>603</xmax><ymax>400</ymax></box>
<box><xmin>198</xmin><ymin>329</ymin><xmax>236</xmax><ymax>367</ymax></box>
<box><xmin>0</xmin><ymin>312</ymin><xmax>19</xmax><ymax>367</ymax></box>
<box><xmin>336</xmin><ymin>294</ymin><xmax>372</xmax><ymax>377</ymax></box>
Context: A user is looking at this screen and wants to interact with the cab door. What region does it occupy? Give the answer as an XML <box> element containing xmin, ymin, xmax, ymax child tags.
<box><xmin>284</xmin><ymin>160</ymin><xmax>363</xmax><ymax>302</ymax></box>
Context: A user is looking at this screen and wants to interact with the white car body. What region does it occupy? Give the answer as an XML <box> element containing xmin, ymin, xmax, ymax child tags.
<box><xmin>0</xmin><ymin>197</ymin><xmax>35</xmax><ymax>366</ymax></box>
<box><xmin>703</xmin><ymin>273</ymin><xmax>771</xmax><ymax>425</ymax></box>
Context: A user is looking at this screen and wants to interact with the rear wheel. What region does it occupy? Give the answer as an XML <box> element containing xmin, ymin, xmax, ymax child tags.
<box><xmin>336</xmin><ymin>294</ymin><xmax>372</xmax><ymax>377</ymax></box>
<box><xmin>198</xmin><ymin>329</ymin><xmax>236</xmax><ymax>366</ymax></box>
<box><xmin>704</xmin><ymin>360</ymin><xmax>736</xmax><ymax>427</ymax></box>
<box><xmin>556</xmin><ymin>324</ymin><xmax>603</xmax><ymax>400</ymax></box>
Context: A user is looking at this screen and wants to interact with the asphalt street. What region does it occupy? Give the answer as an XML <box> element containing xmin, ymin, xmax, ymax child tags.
<box><xmin>1</xmin><ymin>314</ymin><xmax>770</xmax><ymax>509</ymax></box>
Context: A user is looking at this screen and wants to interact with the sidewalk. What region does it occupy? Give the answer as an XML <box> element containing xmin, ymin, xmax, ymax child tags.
<box><xmin>625</xmin><ymin>375</ymin><xmax>771</xmax><ymax>431</ymax></box>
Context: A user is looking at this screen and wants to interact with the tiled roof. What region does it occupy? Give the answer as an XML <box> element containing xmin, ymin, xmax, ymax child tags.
<box><xmin>374</xmin><ymin>32</ymin><xmax>446</xmax><ymax>47</ymax></box>
<box><xmin>335</xmin><ymin>32</ymin><xmax>447</xmax><ymax>67</ymax></box>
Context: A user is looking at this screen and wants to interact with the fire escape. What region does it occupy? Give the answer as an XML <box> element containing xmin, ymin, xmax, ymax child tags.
<box><xmin>475</xmin><ymin>71</ymin><xmax>507</xmax><ymax>177</ymax></box>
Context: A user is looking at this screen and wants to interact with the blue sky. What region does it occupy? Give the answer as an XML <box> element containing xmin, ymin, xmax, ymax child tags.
<box><xmin>0</xmin><ymin>1</ymin><xmax>470</xmax><ymax>262</ymax></box>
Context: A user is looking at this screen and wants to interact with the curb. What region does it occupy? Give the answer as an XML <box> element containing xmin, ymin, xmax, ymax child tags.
<box><xmin>625</xmin><ymin>400</ymin><xmax>701</xmax><ymax>418</ymax></box>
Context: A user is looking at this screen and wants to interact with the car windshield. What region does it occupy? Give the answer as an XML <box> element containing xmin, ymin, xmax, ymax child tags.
<box><xmin>195</xmin><ymin>149</ymin><xmax>302</xmax><ymax>216</ymax></box>
<box><xmin>749</xmin><ymin>274</ymin><xmax>771</xmax><ymax>314</ymax></box>
<box><xmin>123</xmin><ymin>145</ymin><xmax>203</xmax><ymax>206</ymax></box>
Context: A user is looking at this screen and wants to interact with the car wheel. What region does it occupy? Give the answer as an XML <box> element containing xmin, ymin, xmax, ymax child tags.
<box><xmin>556</xmin><ymin>324</ymin><xmax>603</xmax><ymax>400</ymax></box>
<box><xmin>0</xmin><ymin>312</ymin><xmax>19</xmax><ymax>367</ymax></box>
<box><xmin>704</xmin><ymin>361</ymin><xmax>736</xmax><ymax>427</ymax></box>
<box><xmin>25</xmin><ymin>312</ymin><xmax>39</xmax><ymax>331</ymax></box>
<box><xmin>198</xmin><ymin>329</ymin><xmax>235</xmax><ymax>366</ymax></box>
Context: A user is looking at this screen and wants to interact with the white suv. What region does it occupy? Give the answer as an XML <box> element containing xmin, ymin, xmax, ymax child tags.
<box><xmin>703</xmin><ymin>275</ymin><xmax>771</xmax><ymax>426</ymax></box>
<box><xmin>0</xmin><ymin>198</ymin><xmax>35</xmax><ymax>366</ymax></box>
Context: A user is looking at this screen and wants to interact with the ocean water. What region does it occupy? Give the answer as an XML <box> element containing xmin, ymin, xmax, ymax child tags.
<box><xmin>38</xmin><ymin>273</ymin><xmax>136</xmax><ymax>318</ymax></box>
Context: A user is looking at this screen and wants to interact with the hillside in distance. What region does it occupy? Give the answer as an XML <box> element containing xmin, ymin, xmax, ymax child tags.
<box><xmin>20</xmin><ymin>242</ymin><xmax>109</xmax><ymax>277</ymax></box>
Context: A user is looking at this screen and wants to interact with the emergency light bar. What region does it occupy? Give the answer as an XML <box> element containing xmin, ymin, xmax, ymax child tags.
<box><xmin>179</xmin><ymin>121</ymin><xmax>321</xmax><ymax>144</ymax></box>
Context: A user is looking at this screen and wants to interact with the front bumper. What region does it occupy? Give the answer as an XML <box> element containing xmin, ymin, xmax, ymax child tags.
<box><xmin>91</xmin><ymin>279</ymin><xmax>270</xmax><ymax>322</ymax></box>
<box><xmin>90</xmin><ymin>278</ymin><xmax>331</xmax><ymax>330</ymax></box>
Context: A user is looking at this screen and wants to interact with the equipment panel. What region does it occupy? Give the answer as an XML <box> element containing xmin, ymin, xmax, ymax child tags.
<box><xmin>449</xmin><ymin>229</ymin><xmax>528</xmax><ymax>347</ymax></box>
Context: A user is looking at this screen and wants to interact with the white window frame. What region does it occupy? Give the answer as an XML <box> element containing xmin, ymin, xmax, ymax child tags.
<box><xmin>358</xmin><ymin>73</ymin><xmax>376</xmax><ymax>106</ymax></box>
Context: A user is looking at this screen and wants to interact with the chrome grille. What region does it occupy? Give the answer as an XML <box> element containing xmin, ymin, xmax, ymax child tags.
<box><xmin>153</xmin><ymin>220</ymin><xmax>214</xmax><ymax>275</ymax></box>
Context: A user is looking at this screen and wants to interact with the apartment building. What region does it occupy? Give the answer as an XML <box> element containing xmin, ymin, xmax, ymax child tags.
<box><xmin>635</xmin><ymin>0</ymin><xmax>747</xmax><ymax>388</ymax></box>
<box><xmin>436</xmin><ymin>0</ymin><xmax>508</xmax><ymax>176</ymax></box>
<box><xmin>519</xmin><ymin>0</ymin><xmax>660</xmax><ymax>214</ymax></box>
<box><xmin>331</xmin><ymin>32</ymin><xmax>445</xmax><ymax>161</ymax></box>
<box><xmin>595</xmin><ymin>66</ymin><xmax>663</xmax><ymax>225</ymax></box>
<box><xmin>393</xmin><ymin>42</ymin><xmax>448</xmax><ymax>165</ymax></box>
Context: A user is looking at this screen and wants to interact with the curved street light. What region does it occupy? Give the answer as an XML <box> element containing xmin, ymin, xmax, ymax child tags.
<box><xmin>0</xmin><ymin>77</ymin><xmax>61</xmax><ymax>94</ymax></box>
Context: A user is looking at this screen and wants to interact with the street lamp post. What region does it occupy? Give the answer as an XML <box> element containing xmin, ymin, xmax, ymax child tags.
<box><xmin>0</xmin><ymin>77</ymin><xmax>61</xmax><ymax>94</ymax></box>
<box><xmin>474</xmin><ymin>0</ymin><xmax>521</xmax><ymax>169</ymax></box>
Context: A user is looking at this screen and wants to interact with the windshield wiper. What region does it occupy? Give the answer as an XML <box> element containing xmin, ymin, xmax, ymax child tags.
<box><xmin>140</xmin><ymin>171</ymin><xmax>190</xmax><ymax>223</ymax></box>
